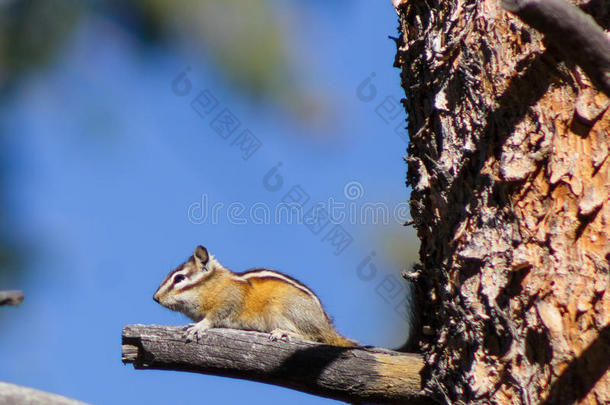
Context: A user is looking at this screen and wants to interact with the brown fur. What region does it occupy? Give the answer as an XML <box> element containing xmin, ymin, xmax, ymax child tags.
<box><xmin>154</xmin><ymin>246</ymin><xmax>356</xmax><ymax>347</ymax></box>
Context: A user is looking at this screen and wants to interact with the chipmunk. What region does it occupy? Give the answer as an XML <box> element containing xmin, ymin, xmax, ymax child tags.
<box><xmin>153</xmin><ymin>245</ymin><xmax>356</xmax><ymax>347</ymax></box>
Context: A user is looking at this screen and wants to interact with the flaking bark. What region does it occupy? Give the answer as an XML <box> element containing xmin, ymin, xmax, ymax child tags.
<box><xmin>395</xmin><ymin>0</ymin><xmax>609</xmax><ymax>403</ymax></box>
<box><xmin>502</xmin><ymin>0</ymin><xmax>610</xmax><ymax>97</ymax></box>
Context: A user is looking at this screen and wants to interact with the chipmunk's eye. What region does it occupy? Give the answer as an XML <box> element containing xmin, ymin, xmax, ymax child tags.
<box><xmin>173</xmin><ymin>274</ymin><xmax>186</xmax><ymax>284</ymax></box>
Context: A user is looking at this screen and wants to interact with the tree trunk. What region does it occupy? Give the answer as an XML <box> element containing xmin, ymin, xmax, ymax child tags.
<box><xmin>395</xmin><ymin>1</ymin><xmax>609</xmax><ymax>404</ymax></box>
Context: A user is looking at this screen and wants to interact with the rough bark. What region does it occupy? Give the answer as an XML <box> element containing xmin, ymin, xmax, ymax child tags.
<box><xmin>395</xmin><ymin>0</ymin><xmax>609</xmax><ymax>404</ymax></box>
<box><xmin>122</xmin><ymin>324</ymin><xmax>433</xmax><ymax>404</ymax></box>
<box><xmin>502</xmin><ymin>0</ymin><xmax>610</xmax><ymax>97</ymax></box>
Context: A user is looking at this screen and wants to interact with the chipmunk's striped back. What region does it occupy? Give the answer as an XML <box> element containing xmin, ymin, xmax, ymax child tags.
<box><xmin>237</xmin><ymin>269</ymin><xmax>326</xmax><ymax>315</ymax></box>
<box><xmin>153</xmin><ymin>245</ymin><xmax>356</xmax><ymax>347</ymax></box>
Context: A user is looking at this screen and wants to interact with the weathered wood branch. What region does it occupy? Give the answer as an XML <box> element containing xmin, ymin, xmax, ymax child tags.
<box><xmin>0</xmin><ymin>382</ymin><xmax>90</xmax><ymax>405</ymax></box>
<box><xmin>122</xmin><ymin>324</ymin><xmax>434</xmax><ymax>404</ymax></box>
<box><xmin>502</xmin><ymin>0</ymin><xmax>610</xmax><ymax>97</ymax></box>
<box><xmin>0</xmin><ymin>290</ymin><xmax>24</xmax><ymax>306</ymax></box>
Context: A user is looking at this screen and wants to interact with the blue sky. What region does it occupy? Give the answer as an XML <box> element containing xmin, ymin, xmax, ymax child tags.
<box><xmin>0</xmin><ymin>2</ymin><xmax>417</xmax><ymax>404</ymax></box>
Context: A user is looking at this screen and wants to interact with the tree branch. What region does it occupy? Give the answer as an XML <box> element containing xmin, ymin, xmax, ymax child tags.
<box><xmin>0</xmin><ymin>290</ymin><xmax>24</xmax><ymax>306</ymax></box>
<box><xmin>502</xmin><ymin>0</ymin><xmax>610</xmax><ymax>97</ymax></box>
<box><xmin>0</xmin><ymin>382</ymin><xmax>90</xmax><ymax>405</ymax></box>
<box><xmin>122</xmin><ymin>324</ymin><xmax>434</xmax><ymax>404</ymax></box>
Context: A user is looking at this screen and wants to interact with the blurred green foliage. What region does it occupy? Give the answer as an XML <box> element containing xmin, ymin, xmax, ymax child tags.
<box><xmin>0</xmin><ymin>0</ymin><xmax>296</xmax><ymax>97</ymax></box>
<box><xmin>0</xmin><ymin>0</ymin><xmax>303</xmax><ymax>286</ymax></box>
<box><xmin>134</xmin><ymin>0</ymin><xmax>291</xmax><ymax>96</ymax></box>
<box><xmin>0</xmin><ymin>0</ymin><xmax>82</xmax><ymax>94</ymax></box>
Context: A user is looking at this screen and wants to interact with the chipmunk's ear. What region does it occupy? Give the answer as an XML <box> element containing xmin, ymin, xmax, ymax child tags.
<box><xmin>193</xmin><ymin>245</ymin><xmax>209</xmax><ymax>270</ymax></box>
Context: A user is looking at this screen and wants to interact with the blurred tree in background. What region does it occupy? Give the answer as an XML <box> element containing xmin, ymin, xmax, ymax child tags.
<box><xmin>0</xmin><ymin>0</ymin><xmax>317</xmax><ymax>286</ymax></box>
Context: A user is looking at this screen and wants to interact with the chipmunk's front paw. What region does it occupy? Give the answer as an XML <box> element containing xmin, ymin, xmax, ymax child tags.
<box><xmin>269</xmin><ymin>329</ymin><xmax>295</xmax><ymax>343</ymax></box>
<box><xmin>183</xmin><ymin>320</ymin><xmax>211</xmax><ymax>343</ymax></box>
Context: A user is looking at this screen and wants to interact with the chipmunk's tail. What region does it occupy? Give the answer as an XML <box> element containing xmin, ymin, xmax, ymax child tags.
<box><xmin>324</xmin><ymin>332</ymin><xmax>358</xmax><ymax>347</ymax></box>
